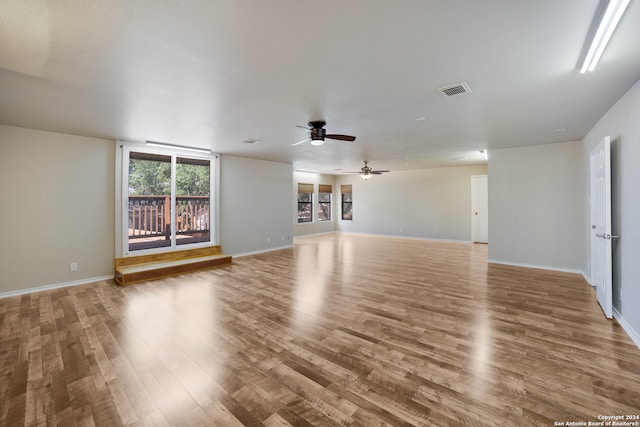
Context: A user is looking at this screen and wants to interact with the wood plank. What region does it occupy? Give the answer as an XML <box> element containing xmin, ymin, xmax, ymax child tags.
<box><xmin>114</xmin><ymin>245</ymin><xmax>222</xmax><ymax>268</ymax></box>
<box><xmin>1</xmin><ymin>233</ymin><xmax>640</xmax><ymax>426</ymax></box>
<box><xmin>114</xmin><ymin>254</ymin><xmax>232</xmax><ymax>285</ymax></box>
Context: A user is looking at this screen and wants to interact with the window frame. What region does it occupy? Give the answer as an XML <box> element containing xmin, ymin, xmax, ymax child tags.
<box><xmin>317</xmin><ymin>184</ymin><xmax>332</xmax><ymax>222</ymax></box>
<box><xmin>341</xmin><ymin>185</ymin><xmax>353</xmax><ymax>220</ymax></box>
<box><xmin>297</xmin><ymin>183</ymin><xmax>314</xmax><ymax>223</ymax></box>
<box><xmin>120</xmin><ymin>143</ymin><xmax>219</xmax><ymax>257</ymax></box>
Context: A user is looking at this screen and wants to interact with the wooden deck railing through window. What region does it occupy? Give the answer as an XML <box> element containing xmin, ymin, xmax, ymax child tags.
<box><xmin>128</xmin><ymin>195</ymin><xmax>210</xmax><ymax>250</ymax></box>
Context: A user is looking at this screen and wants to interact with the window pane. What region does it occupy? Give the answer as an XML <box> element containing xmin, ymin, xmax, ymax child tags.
<box><xmin>318</xmin><ymin>203</ymin><xmax>331</xmax><ymax>221</ymax></box>
<box><xmin>342</xmin><ymin>191</ymin><xmax>353</xmax><ymax>220</ymax></box>
<box><xmin>298</xmin><ymin>192</ymin><xmax>311</xmax><ymax>202</ymax></box>
<box><xmin>298</xmin><ymin>203</ymin><xmax>312</xmax><ymax>222</ymax></box>
<box><xmin>298</xmin><ymin>190</ymin><xmax>313</xmax><ymax>223</ymax></box>
<box><xmin>176</xmin><ymin>158</ymin><xmax>210</xmax><ymax>246</ymax></box>
<box><xmin>342</xmin><ymin>201</ymin><xmax>353</xmax><ymax>220</ymax></box>
<box><xmin>128</xmin><ymin>153</ymin><xmax>172</xmax><ymax>251</ymax></box>
<box><xmin>318</xmin><ymin>191</ymin><xmax>331</xmax><ymax>221</ymax></box>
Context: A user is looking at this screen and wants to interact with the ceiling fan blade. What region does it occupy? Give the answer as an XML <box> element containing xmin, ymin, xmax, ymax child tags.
<box><xmin>325</xmin><ymin>134</ymin><xmax>356</xmax><ymax>142</ymax></box>
<box><xmin>291</xmin><ymin>138</ymin><xmax>310</xmax><ymax>146</ymax></box>
<box><xmin>371</xmin><ymin>170</ymin><xmax>390</xmax><ymax>173</ymax></box>
<box><xmin>296</xmin><ymin>125</ymin><xmax>310</xmax><ymax>130</ymax></box>
<box><xmin>370</xmin><ymin>172</ymin><xmax>384</xmax><ymax>175</ymax></box>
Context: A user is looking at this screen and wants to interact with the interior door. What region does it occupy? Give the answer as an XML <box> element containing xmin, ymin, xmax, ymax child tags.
<box><xmin>471</xmin><ymin>175</ymin><xmax>488</xmax><ymax>243</ymax></box>
<box><xmin>590</xmin><ymin>136</ymin><xmax>612</xmax><ymax>319</ymax></box>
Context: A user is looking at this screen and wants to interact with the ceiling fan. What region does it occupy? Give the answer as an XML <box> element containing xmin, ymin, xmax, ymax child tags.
<box><xmin>292</xmin><ymin>120</ymin><xmax>356</xmax><ymax>146</ymax></box>
<box><xmin>344</xmin><ymin>160</ymin><xmax>390</xmax><ymax>180</ymax></box>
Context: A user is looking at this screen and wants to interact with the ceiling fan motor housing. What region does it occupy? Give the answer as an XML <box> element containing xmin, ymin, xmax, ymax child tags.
<box><xmin>310</xmin><ymin>127</ymin><xmax>326</xmax><ymax>141</ymax></box>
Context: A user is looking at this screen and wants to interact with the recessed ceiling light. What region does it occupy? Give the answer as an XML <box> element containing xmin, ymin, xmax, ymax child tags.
<box><xmin>554</xmin><ymin>128</ymin><xmax>566</xmax><ymax>132</ymax></box>
<box><xmin>242</xmin><ymin>138</ymin><xmax>261</xmax><ymax>144</ymax></box>
<box><xmin>415</xmin><ymin>117</ymin><xmax>426</xmax><ymax>121</ymax></box>
<box><xmin>333</xmin><ymin>168</ymin><xmax>343</xmax><ymax>171</ymax></box>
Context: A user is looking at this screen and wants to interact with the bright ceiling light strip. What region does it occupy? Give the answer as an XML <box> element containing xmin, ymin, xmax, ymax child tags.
<box><xmin>146</xmin><ymin>140</ymin><xmax>212</xmax><ymax>154</ymax></box>
<box><xmin>581</xmin><ymin>0</ymin><xmax>631</xmax><ymax>73</ymax></box>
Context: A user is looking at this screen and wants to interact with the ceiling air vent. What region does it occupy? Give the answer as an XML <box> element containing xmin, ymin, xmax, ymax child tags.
<box><xmin>439</xmin><ymin>82</ymin><xmax>472</xmax><ymax>97</ymax></box>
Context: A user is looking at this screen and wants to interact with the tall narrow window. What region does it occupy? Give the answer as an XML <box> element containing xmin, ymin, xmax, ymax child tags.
<box><xmin>127</xmin><ymin>152</ymin><xmax>172</xmax><ymax>251</ymax></box>
<box><xmin>176</xmin><ymin>157</ymin><xmax>210</xmax><ymax>246</ymax></box>
<box><xmin>341</xmin><ymin>184</ymin><xmax>352</xmax><ymax>220</ymax></box>
<box><xmin>318</xmin><ymin>184</ymin><xmax>332</xmax><ymax>221</ymax></box>
<box><xmin>125</xmin><ymin>148</ymin><xmax>214</xmax><ymax>254</ymax></box>
<box><xmin>298</xmin><ymin>183</ymin><xmax>313</xmax><ymax>223</ymax></box>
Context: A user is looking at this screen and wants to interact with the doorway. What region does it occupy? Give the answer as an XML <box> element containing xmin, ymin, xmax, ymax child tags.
<box><xmin>471</xmin><ymin>175</ymin><xmax>488</xmax><ymax>244</ymax></box>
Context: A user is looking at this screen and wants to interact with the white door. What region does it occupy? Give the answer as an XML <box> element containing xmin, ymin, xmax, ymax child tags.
<box><xmin>590</xmin><ymin>137</ymin><xmax>612</xmax><ymax>319</ymax></box>
<box><xmin>471</xmin><ymin>175</ymin><xmax>488</xmax><ymax>243</ymax></box>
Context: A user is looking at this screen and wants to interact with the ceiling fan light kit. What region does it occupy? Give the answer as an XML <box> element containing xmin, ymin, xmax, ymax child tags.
<box><xmin>310</xmin><ymin>127</ymin><xmax>325</xmax><ymax>145</ymax></box>
<box><xmin>344</xmin><ymin>160</ymin><xmax>390</xmax><ymax>180</ymax></box>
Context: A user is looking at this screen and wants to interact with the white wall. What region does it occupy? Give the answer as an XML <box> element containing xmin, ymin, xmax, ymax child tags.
<box><xmin>488</xmin><ymin>141</ymin><xmax>584</xmax><ymax>272</ymax></box>
<box><xmin>582</xmin><ymin>78</ymin><xmax>640</xmax><ymax>345</ymax></box>
<box><xmin>0</xmin><ymin>125</ymin><xmax>115</xmax><ymax>294</ymax></box>
<box><xmin>335</xmin><ymin>165</ymin><xmax>487</xmax><ymax>241</ymax></box>
<box><xmin>293</xmin><ymin>173</ymin><xmax>337</xmax><ymax>237</ymax></box>
<box><xmin>220</xmin><ymin>155</ymin><xmax>293</xmax><ymax>255</ymax></box>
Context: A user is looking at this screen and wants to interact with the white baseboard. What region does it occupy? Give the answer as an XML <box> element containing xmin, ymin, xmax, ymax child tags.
<box><xmin>613</xmin><ymin>307</ymin><xmax>640</xmax><ymax>350</ymax></box>
<box><xmin>232</xmin><ymin>244</ymin><xmax>294</xmax><ymax>258</ymax></box>
<box><xmin>338</xmin><ymin>231</ymin><xmax>471</xmax><ymax>244</ymax></box>
<box><xmin>487</xmin><ymin>259</ymin><xmax>584</xmax><ymax>275</ymax></box>
<box><xmin>0</xmin><ymin>275</ymin><xmax>114</xmax><ymax>300</ymax></box>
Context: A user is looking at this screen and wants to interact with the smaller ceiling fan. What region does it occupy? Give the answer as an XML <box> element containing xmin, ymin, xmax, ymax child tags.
<box><xmin>344</xmin><ymin>160</ymin><xmax>390</xmax><ymax>180</ymax></box>
<box><xmin>292</xmin><ymin>120</ymin><xmax>356</xmax><ymax>146</ymax></box>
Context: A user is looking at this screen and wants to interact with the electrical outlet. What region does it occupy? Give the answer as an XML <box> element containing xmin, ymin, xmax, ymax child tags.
<box><xmin>69</xmin><ymin>262</ymin><xmax>78</xmax><ymax>272</ymax></box>
<box><xmin>267</xmin><ymin>237</ymin><xmax>271</xmax><ymax>243</ymax></box>
<box><xmin>281</xmin><ymin>235</ymin><xmax>285</xmax><ymax>241</ymax></box>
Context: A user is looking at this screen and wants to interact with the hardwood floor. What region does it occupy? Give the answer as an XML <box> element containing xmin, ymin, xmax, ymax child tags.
<box><xmin>1</xmin><ymin>233</ymin><xmax>639</xmax><ymax>426</ymax></box>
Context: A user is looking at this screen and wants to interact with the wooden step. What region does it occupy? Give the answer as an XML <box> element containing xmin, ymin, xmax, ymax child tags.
<box><xmin>114</xmin><ymin>246</ymin><xmax>232</xmax><ymax>285</ymax></box>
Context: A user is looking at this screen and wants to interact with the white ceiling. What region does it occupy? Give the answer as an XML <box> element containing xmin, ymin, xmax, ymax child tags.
<box><xmin>1</xmin><ymin>1</ymin><xmax>639</xmax><ymax>174</ymax></box>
